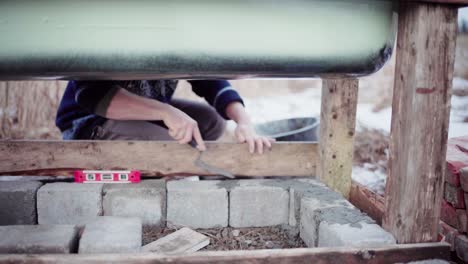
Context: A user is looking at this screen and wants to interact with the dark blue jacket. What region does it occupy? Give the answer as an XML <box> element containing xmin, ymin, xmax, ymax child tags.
<box><xmin>56</xmin><ymin>80</ymin><xmax>243</xmax><ymax>139</ymax></box>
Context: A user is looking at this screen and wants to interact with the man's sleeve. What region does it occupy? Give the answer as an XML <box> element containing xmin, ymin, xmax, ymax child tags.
<box><xmin>188</xmin><ymin>80</ymin><xmax>244</xmax><ymax>119</ymax></box>
<box><xmin>74</xmin><ymin>81</ymin><xmax>121</xmax><ymax>116</ymax></box>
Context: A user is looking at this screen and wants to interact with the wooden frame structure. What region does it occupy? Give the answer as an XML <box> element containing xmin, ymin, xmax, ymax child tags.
<box><xmin>0</xmin><ymin>0</ymin><xmax>467</xmax><ymax>262</ymax></box>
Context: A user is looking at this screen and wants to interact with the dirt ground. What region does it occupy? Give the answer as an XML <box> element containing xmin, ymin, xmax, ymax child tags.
<box><xmin>143</xmin><ymin>226</ymin><xmax>306</xmax><ymax>251</ymax></box>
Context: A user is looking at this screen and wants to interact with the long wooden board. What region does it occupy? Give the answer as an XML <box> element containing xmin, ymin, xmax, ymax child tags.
<box><xmin>0</xmin><ymin>243</ymin><xmax>450</xmax><ymax>264</ymax></box>
<box><xmin>0</xmin><ymin>141</ymin><xmax>317</xmax><ymax>177</ymax></box>
<box><xmin>415</xmin><ymin>0</ymin><xmax>468</xmax><ymax>5</ymax></box>
<box><xmin>383</xmin><ymin>2</ymin><xmax>457</xmax><ymax>243</ymax></box>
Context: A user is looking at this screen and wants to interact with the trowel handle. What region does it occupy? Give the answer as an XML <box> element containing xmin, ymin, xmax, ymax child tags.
<box><xmin>188</xmin><ymin>139</ymin><xmax>198</xmax><ymax>149</ymax></box>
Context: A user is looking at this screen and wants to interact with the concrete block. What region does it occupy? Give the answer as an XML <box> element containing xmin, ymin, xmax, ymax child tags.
<box><xmin>229</xmin><ymin>185</ymin><xmax>289</xmax><ymax>227</ymax></box>
<box><xmin>0</xmin><ymin>181</ymin><xmax>42</xmax><ymax>225</ymax></box>
<box><xmin>298</xmin><ymin>189</ymin><xmax>354</xmax><ymax>248</ymax></box>
<box><xmin>0</xmin><ymin>225</ymin><xmax>78</xmax><ymax>253</ymax></box>
<box><xmin>454</xmin><ymin>234</ymin><xmax>468</xmax><ymax>262</ymax></box>
<box><xmin>313</xmin><ymin>206</ymin><xmax>394</xmax><ymax>247</ymax></box>
<box><xmin>299</xmin><ymin>192</ymin><xmax>386</xmax><ymax>248</ymax></box>
<box><xmin>167</xmin><ymin>181</ymin><xmax>228</xmax><ymax>228</ymax></box>
<box><xmin>103</xmin><ymin>180</ymin><xmax>166</xmax><ymax>226</ymax></box>
<box><xmin>444</xmin><ymin>183</ymin><xmax>465</xmax><ymax>209</ymax></box>
<box><xmin>37</xmin><ymin>183</ymin><xmax>103</xmax><ymax>225</ymax></box>
<box><xmin>299</xmin><ymin>199</ymin><xmax>318</xmax><ymax>247</ymax></box>
<box><xmin>79</xmin><ymin>216</ymin><xmax>142</xmax><ymax>253</ymax></box>
<box><xmin>290</xmin><ymin>179</ymin><xmax>352</xmax><ymax>228</ymax></box>
<box><xmin>289</xmin><ymin>189</ymin><xmax>297</xmax><ymax>226</ymax></box>
<box><xmin>318</xmin><ymin>221</ymin><xmax>396</xmax><ymax>247</ymax></box>
<box><xmin>406</xmin><ymin>260</ymin><xmax>450</xmax><ymax>264</ymax></box>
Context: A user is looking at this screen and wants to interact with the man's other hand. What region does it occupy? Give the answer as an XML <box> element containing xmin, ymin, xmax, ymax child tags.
<box><xmin>235</xmin><ymin>123</ymin><xmax>275</xmax><ymax>154</ymax></box>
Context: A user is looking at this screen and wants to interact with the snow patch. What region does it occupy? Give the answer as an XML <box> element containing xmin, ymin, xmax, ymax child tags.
<box><xmin>352</xmin><ymin>165</ymin><xmax>387</xmax><ymax>196</ymax></box>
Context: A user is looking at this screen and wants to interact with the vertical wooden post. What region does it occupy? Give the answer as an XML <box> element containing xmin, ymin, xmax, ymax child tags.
<box><xmin>383</xmin><ymin>2</ymin><xmax>458</xmax><ymax>243</ymax></box>
<box><xmin>319</xmin><ymin>78</ymin><xmax>359</xmax><ymax>198</ymax></box>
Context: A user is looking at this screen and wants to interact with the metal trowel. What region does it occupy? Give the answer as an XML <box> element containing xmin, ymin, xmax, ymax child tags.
<box><xmin>189</xmin><ymin>140</ymin><xmax>235</xmax><ymax>179</ymax></box>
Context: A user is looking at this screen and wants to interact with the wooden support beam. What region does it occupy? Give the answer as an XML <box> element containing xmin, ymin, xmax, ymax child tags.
<box><xmin>0</xmin><ymin>243</ymin><xmax>450</xmax><ymax>264</ymax></box>
<box><xmin>383</xmin><ymin>2</ymin><xmax>457</xmax><ymax>243</ymax></box>
<box><xmin>0</xmin><ymin>141</ymin><xmax>317</xmax><ymax>177</ymax></box>
<box><xmin>319</xmin><ymin>78</ymin><xmax>358</xmax><ymax>198</ymax></box>
<box><xmin>414</xmin><ymin>0</ymin><xmax>468</xmax><ymax>6</ymax></box>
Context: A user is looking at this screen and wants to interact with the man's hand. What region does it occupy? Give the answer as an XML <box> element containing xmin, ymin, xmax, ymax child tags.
<box><xmin>235</xmin><ymin>122</ymin><xmax>275</xmax><ymax>154</ymax></box>
<box><xmin>226</xmin><ymin>101</ymin><xmax>275</xmax><ymax>154</ymax></box>
<box><xmin>162</xmin><ymin>105</ymin><xmax>206</xmax><ymax>151</ymax></box>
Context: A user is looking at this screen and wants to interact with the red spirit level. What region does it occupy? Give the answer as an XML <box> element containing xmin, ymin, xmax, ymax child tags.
<box><xmin>74</xmin><ymin>170</ymin><xmax>141</xmax><ymax>183</ymax></box>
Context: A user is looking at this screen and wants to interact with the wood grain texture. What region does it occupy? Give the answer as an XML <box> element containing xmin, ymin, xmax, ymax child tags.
<box><xmin>0</xmin><ymin>81</ymin><xmax>65</xmax><ymax>140</ymax></box>
<box><xmin>349</xmin><ymin>181</ymin><xmax>385</xmax><ymax>225</ymax></box>
<box><xmin>319</xmin><ymin>78</ymin><xmax>358</xmax><ymax>198</ymax></box>
<box><xmin>383</xmin><ymin>2</ymin><xmax>458</xmax><ymax>243</ymax></box>
<box><xmin>0</xmin><ymin>141</ymin><xmax>317</xmax><ymax>177</ymax></box>
<box><xmin>0</xmin><ymin>243</ymin><xmax>450</xmax><ymax>264</ymax></box>
<box><xmin>413</xmin><ymin>0</ymin><xmax>468</xmax><ymax>6</ymax></box>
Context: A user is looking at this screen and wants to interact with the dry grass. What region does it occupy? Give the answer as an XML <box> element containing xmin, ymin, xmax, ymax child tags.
<box><xmin>353</xmin><ymin>128</ymin><xmax>389</xmax><ymax>172</ymax></box>
<box><xmin>142</xmin><ymin>226</ymin><xmax>305</xmax><ymax>251</ymax></box>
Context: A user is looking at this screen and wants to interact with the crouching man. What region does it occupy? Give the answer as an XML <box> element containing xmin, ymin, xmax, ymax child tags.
<box><xmin>56</xmin><ymin>80</ymin><xmax>273</xmax><ymax>154</ymax></box>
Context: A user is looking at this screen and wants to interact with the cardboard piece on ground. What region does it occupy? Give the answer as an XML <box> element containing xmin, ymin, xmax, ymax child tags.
<box><xmin>142</xmin><ymin>227</ymin><xmax>209</xmax><ymax>255</ymax></box>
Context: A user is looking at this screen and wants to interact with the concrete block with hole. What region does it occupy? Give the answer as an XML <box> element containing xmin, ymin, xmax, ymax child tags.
<box><xmin>300</xmin><ymin>200</ymin><xmax>396</xmax><ymax>247</ymax></box>
<box><xmin>229</xmin><ymin>184</ymin><xmax>289</xmax><ymax>227</ymax></box>
<box><xmin>0</xmin><ymin>181</ymin><xmax>43</xmax><ymax>225</ymax></box>
<box><xmin>37</xmin><ymin>182</ymin><xmax>103</xmax><ymax>225</ymax></box>
<box><xmin>79</xmin><ymin>216</ymin><xmax>142</xmax><ymax>253</ymax></box>
<box><xmin>0</xmin><ymin>225</ymin><xmax>79</xmax><ymax>253</ymax></box>
<box><xmin>290</xmin><ymin>178</ymin><xmax>351</xmax><ymax>228</ymax></box>
<box><xmin>103</xmin><ymin>180</ymin><xmax>166</xmax><ymax>226</ymax></box>
<box><xmin>299</xmin><ymin>191</ymin><xmax>374</xmax><ymax>248</ymax></box>
<box><xmin>318</xmin><ymin>220</ymin><xmax>396</xmax><ymax>247</ymax></box>
<box><xmin>167</xmin><ymin>181</ymin><xmax>228</xmax><ymax>228</ymax></box>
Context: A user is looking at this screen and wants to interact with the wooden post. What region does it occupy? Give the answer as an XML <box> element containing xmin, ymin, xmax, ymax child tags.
<box><xmin>319</xmin><ymin>78</ymin><xmax>359</xmax><ymax>198</ymax></box>
<box><xmin>383</xmin><ymin>2</ymin><xmax>458</xmax><ymax>243</ymax></box>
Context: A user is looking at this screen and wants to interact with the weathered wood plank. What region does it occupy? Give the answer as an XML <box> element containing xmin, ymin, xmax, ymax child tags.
<box><xmin>0</xmin><ymin>81</ymin><xmax>65</xmax><ymax>140</ymax></box>
<box><xmin>414</xmin><ymin>0</ymin><xmax>468</xmax><ymax>6</ymax></box>
<box><xmin>0</xmin><ymin>141</ymin><xmax>317</xmax><ymax>177</ymax></box>
<box><xmin>319</xmin><ymin>78</ymin><xmax>358</xmax><ymax>198</ymax></box>
<box><xmin>0</xmin><ymin>242</ymin><xmax>450</xmax><ymax>264</ymax></box>
<box><xmin>0</xmin><ymin>82</ymin><xmax>7</xmax><ymax>138</ymax></box>
<box><xmin>349</xmin><ymin>181</ymin><xmax>385</xmax><ymax>225</ymax></box>
<box><xmin>142</xmin><ymin>227</ymin><xmax>209</xmax><ymax>254</ymax></box>
<box><xmin>383</xmin><ymin>2</ymin><xmax>458</xmax><ymax>243</ymax></box>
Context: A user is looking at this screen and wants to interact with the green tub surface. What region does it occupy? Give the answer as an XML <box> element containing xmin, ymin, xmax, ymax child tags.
<box><xmin>0</xmin><ymin>0</ymin><xmax>397</xmax><ymax>80</ymax></box>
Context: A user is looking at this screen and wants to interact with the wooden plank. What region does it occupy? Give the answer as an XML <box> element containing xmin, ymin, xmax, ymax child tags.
<box><xmin>349</xmin><ymin>181</ymin><xmax>385</xmax><ymax>225</ymax></box>
<box><xmin>142</xmin><ymin>227</ymin><xmax>209</xmax><ymax>254</ymax></box>
<box><xmin>319</xmin><ymin>78</ymin><xmax>358</xmax><ymax>198</ymax></box>
<box><xmin>0</xmin><ymin>141</ymin><xmax>317</xmax><ymax>177</ymax></box>
<box><xmin>0</xmin><ymin>81</ymin><xmax>65</xmax><ymax>140</ymax></box>
<box><xmin>0</xmin><ymin>82</ymin><xmax>7</xmax><ymax>138</ymax></box>
<box><xmin>413</xmin><ymin>0</ymin><xmax>468</xmax><ymax>6</ymax></box>
<box><xmin>0</xmin><ymin>242</ymin><xmax>450</xmax><ymax>264</ymax></box>
<box><xmin>383</xmin><ymin>2</ymin><xmax>458</xmax><ymax>243</ymax></box>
